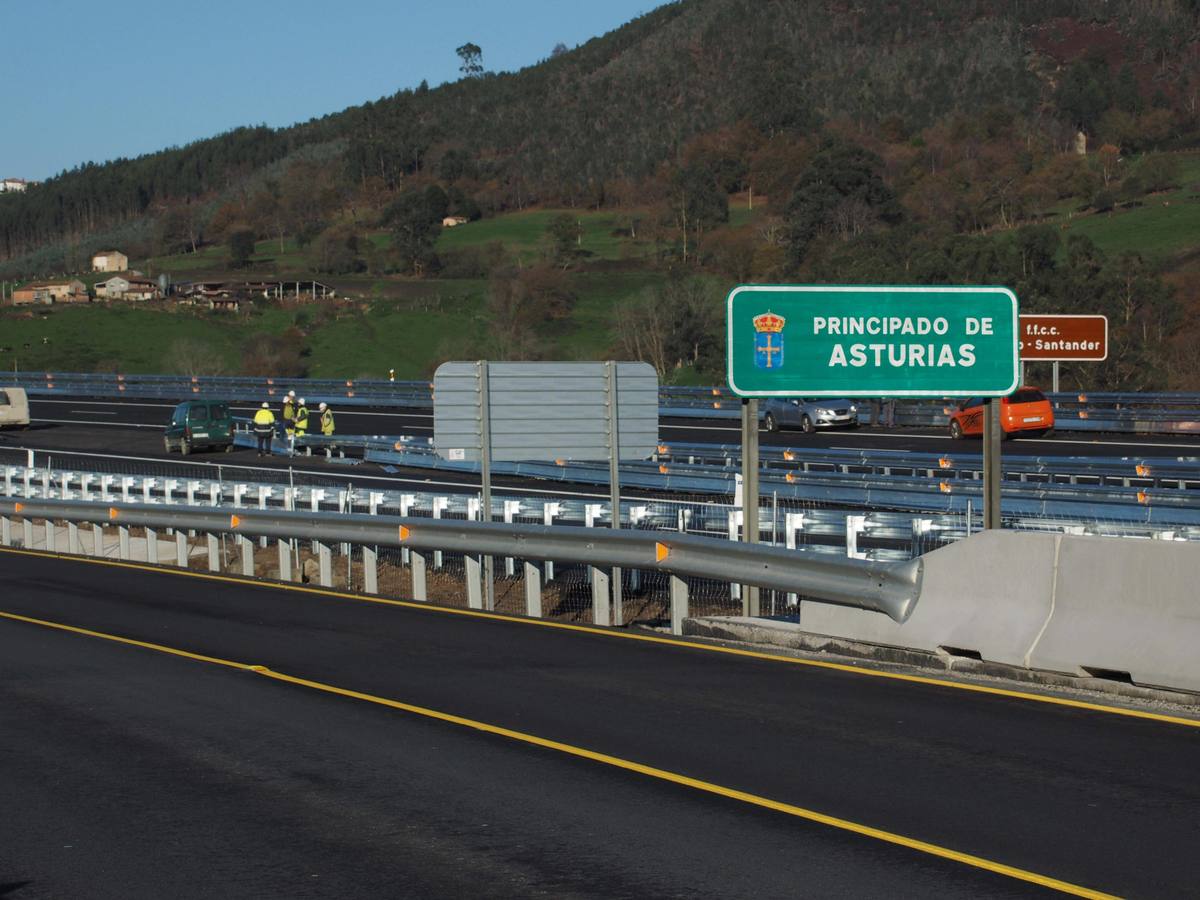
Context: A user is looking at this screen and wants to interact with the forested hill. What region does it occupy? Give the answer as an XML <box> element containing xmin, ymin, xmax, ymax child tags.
<box><xmin>4</xmin><ymin>0</ymin><xmax>1199</xmax><ymax>263</ymax></box>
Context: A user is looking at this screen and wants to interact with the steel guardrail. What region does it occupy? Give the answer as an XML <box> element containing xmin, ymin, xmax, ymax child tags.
<box><xmin>6</xmin><ymin>372</ymin><xmax>1200</xmax><ymax>433</ymax></box>
<box><xmin>0</xmin><ymin>497</ymin><xmax>923</xmax><ymax>622</ymax></box>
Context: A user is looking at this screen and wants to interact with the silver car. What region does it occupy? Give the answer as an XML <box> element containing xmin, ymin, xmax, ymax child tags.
<box><xmin>761</xmin><ymin>397</ymin><xmax>859</xmax><ymax>433</ymax></box>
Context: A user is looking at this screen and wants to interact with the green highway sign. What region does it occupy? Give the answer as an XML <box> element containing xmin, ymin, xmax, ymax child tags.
<box><xmin>726</xmin><ymin>285</ymin><xmax>1019</xmax><ymax>398</ymax></box>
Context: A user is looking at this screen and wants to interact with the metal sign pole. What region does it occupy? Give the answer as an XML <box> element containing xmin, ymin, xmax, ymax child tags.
<box><xmin>1052</xmin><ymin>361</ymin><xmax>1060</xmax><ymax>394</ymax></box>
<box><xmin>606</xmin><ymin>361</ymin><xmax>623</xmax><ymax>626</ymax></box>
<box><xmin>983</xmin><ymin>398</ymin><xmax>1002</xmax><ymax>530</ymax></box>
<box><xmin>477</xmin><ymin>360</ymin><xmax>495</xmax><ymax>610</ymax></box>
<box><xmin>740</xmin><ymin>398</ymin><xmax>760</xmax><ymax>616</ymax></box>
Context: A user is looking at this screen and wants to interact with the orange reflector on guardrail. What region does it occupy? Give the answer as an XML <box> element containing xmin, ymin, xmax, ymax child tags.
<box><xmin>939</xmin><ymin>457</ymin><xmax>952</xmax><ymax>468</ymax></box>
<box><xmin>230</xmin><ymin>514</ymin><xmax>241</xmax><ymax>529</ymax></box>
<box><xmin>939</xmin><ymin>481</ymin><xmax>952</xmax><ymax>493</ymax></box>
<box><xmin>345</xmin><ymin>380</ymin><xmax>353</xmax><ymax>387</ymax></box>
<box><xmin>655</xmin><ymin>542</ymin><xmax>669</xmax><ymax>562</ymax></box>
<box><xmin>783</xmin><ymin>450</ymin><xmax>795</xmax><ymax>461</ymax></box>
<box><xmin>713</xmin><ymin>401</ymin><xmax>721</xmax><ymax>409</ymax></box>
<box><xmin>108</xmin><ymin>507</ymin><xmax>120</xmax><ymax>520</ymax></box>
<box><xmin>13</xmin><ymin>502</ymin><xmax>23</xmax><ymax>513</ymax></box>
<box><xmin>398</xmin><ymin>525</ymin><xmax>411</xmax><ymax>541</ymax></box>
<box><xmin>1136</xmin><ymin>464</ymin><xmax>1152</xmax><ymax>477</ymax></box>
<box><xmin>785</xmin><ymin>473</ymin><xmax>796</xmax><ymax>483</ymax></box>
<box><xmin>657</xmin><ymin>444</ymin><xmax>669</xmax><ymax>454</ymax></box>
<box><xmin>266</xmin><ymin>378</ymin><xmax>274</xmax><ymax>385</ymax></box>
<box><xmin>346</xmin><ymin>391</ymin><xmax>355</xmax><ymax>398</ymax></box>
<box><xmin>1078</xmin><ymin>410</ymin><xmax>1089</xmax><ymax>419</ymax></box>
<box><xmin>118</xmin><ymin>384</ymin><xmax>125</xmax><ymax>391</ymax></box>
<box><xmin>1078</xmin><ymin>394</ymin><xmax>1087</xmax><ymax>402</ymax></box>
<box><xmin>556</xmin><ymin>458</ymin><xmax>567</xmax><ymax>466</ymax></box>
<box><xmin>711</xmin><ymin>388</ymin><xmax>720</xmax><ymax>396</ymax></box>
<box><xmin>394</xmin><ymin>442</ymin><xmax>405</xmax><ymax>451</ymax></box>
<box><xmin>46</xmin><ymin>383</ymin><xmax>54</xmax><ymax>389</ymax></box>
<box><xmin>1137</xmin><ymin>491</ymin><xmax>1150</xmax><ymax>505</ymax></box>
<box><xmin>659</xmin><ymin>464</ymin><xmax>669</xmax><ymax>474</ymax></box>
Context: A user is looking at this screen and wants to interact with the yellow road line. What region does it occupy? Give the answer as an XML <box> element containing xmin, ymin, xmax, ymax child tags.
<box><xmin>0</xmin><ymin>606</ymin><xmax>1119</xmax><ymax>899</ymax></box>
<box><xmin>2</xmin><ymin>544</ymin><xmax>1198</xmax><ymax>729</ymax></box>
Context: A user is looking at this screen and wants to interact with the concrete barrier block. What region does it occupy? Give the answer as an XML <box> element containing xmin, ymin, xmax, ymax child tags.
<box><xmin>1028</xmin><ymin>535</ymin><xmax>1200</xmax><ymax>692</ymax></box>
<box><xmin>798</xmin><ymin>531</ymin><xmax>1057</xmax><ymax>667</ymax></box>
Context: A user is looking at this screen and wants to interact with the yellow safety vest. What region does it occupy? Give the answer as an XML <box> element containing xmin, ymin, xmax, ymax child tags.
<box><xmin>294</xmin><ymin>406</ymin><xmax>309</xmax><ymax>433</ymax></box>
<box><xmin>253</xmin><ymin>408</ymin><xmax>275</xmax><ymax>426</ymax></box>
<box><xmin>320</xmin><ymin>409</ymin><xmax>335</xmax><ymax>435</ymax></box>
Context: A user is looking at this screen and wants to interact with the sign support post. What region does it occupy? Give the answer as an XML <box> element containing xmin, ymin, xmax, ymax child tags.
<box><xmin>1052</xmin><ymin>361</ymin><xmax>1060</xmax><ymax>394</ymax></box>
<box><xmin>476</xmin><ymin>360</ymin><xmax>495</xmax><ymax>610</ymax></box>
<box><xmin>983</xmin><ymin>398</ymin><xmax>1002</xmax><ymax>530</ymax></box>
<box><xmin>605</xmin><ymin>361</ymin><xmax>623</xmax><ymax>626</ymax></box>
<box><xmin>740</xmin><ymin>398</ymin><xmax>760</xmax><ymax>616</ymax></box>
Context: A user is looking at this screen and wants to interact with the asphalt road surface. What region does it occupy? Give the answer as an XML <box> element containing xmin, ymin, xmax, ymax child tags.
<box><xmin>2</xmin><ymin>548</ymin><xmax>1198</xmax><ymax>898</ymax></box>
<box><xmin>14</xmin><ymin>396</ymin><xmax>1200</xmax><ymax>462</ymax></box>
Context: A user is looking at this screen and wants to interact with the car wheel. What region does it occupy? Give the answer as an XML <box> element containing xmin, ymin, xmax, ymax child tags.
<box><xmin>764</xmin><ymin>412</ymin><xmax>778</xmax><ymax>433</ymax></box>
<box><xmin>180</xmin><ymin>437</ymin><xmax>191</xmax><ymax>456</ymax></box>
<box><xmin>800</xmin><ymin>415</ymin><xmax>814</xmax><ymax>434</ymax></box>
<box><xmin>163</xmin><ymin>436</ymin><xmax>173</xmax><ymax>453</ymax></box>
<box><xmin>950</xmin><ymin>420</ymin><xmax>964</xmax><ymax>440</ymax></box>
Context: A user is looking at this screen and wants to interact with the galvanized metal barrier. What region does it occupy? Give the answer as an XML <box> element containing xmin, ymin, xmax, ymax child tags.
<box><xmin>0</xmin><ymin>497</ymin><xmax>923</xmax><ymax>632</ymax></box>
<box><xmin>6</xmin><ymin>372</ymin><xmax>1200</xmax><ymax>433</ymax></box>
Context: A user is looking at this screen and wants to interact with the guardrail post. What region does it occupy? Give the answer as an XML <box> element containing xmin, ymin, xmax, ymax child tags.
<box><xmin>542</xmin><ymin>502</ymin><xmax>559</xmax><ymax>580</ymax></box>
<box><xmin>100</xmin><ymin>475</ymin><xmax>114</xmax><ymax>502</ymax></box>
<box><xmin>0</xmin><ymin>515</ymin><xmax>10</xmax><ymax>547</ymax></box>
<box><xmin>400</xmin><ymin>495</ymin><xmax>415</xmax><ymax>564</ymax></box>
<box><xmin>186</xmin><ymin>481</ymin><xmax>198</xmax><ymax>505</ymax></box>
<box><xmin>363</xmin><ymin>546</ymin><xmax>378</xmax><ymax>593</ymax></box>
<box><xmin>118</xmin><ymin>525</ymin><xmax>131</xmax><ymax>560</ymax></box>
<box><xmin>783</xmin><ymin>512</ymin><xmax>805</xmax><ymax>607</ymax></box>
<box><xmin>233</xmin><ymin>484</ymin><xmax>247</xmax><ymax>508</ymax></box>
<box><xmin>3</xmin><ymin>467</ymin><xmax>12</xmax><ymax>496</ymax></box>
<box><xmin>23</xmin><ymin>469</ymin><xmax>33</xmax><ymax>498</ymax></box>
<box><xmin>432</xmin><ymin>497</ymin><xmax>448</xmax><ymax>568</ymax></box>
<box><xmin>44</xmin><ymin>518</ymin><xmax>56</xmax><ymax>552</ymax></box>
<box><xmin>164</xmin><ymin>479</ymin><xmax>176</xmax><ymax>505</ymax></box>
<box><xmin>78</xmin><ymin>474</ymin><xmax>92</xmax><ymax>501</ymax></box>
<box><xmin>207</xmin><ymin>534</ymin><xmax>219</xmax><ymax>572</ymax></box>
<box><xmin>670</xmin><ymin>574</ymin><xmax>688</xmax><ymax>636</ymax></box>
<box><xmin>316</xmin><ymin>541</ymin><xmax>332</xmax><ymax>586</ymax></box>
<box><xmin>142</xmin><ymin>478</ymin><xmax>155</xmax><ymax>505</ymax></box>
<box><xmin>68</xmin><ymin>522</ymin><xmax>81</xmax><ymax>555</ymax></box>
<box><xmin>209</xmin><ymin>484</ymin><xmax>220</xmax><ymax>506</ymax></box>
<box><xmin>23</xmin><ymin>518</ymin><xmax>34</xmax><ymax>549</ymax></box>
<box><xmin>121</xmin><ymin>477</ymin><xmax>134</xmax><ymax>503</ymax></box>
<box><xmin>41</xmin><ymin>469</ymin><xmax>51</xmax><ymax>498</ymax></box>
<box><xmin>727</xmin><ymin>510</ymin><xmax>743</xmax><ymax>601</ymax></box>
<box><xmin>503</xmin><ymin>500</ymin><xmax>521</xmax><ymax>576</ymax></box>
<box><xmin>277</xmin><ymin>539</ymin><xmax>292</xmax><ymax>581</ymax></box>
<box><xmin>590</xmin><ymin>566</ymin><xmax>610</xmax><ymax>626</ymax></box>
<box><xmin>238</xmin><ymin>536</ymin><xmax>254</xmax><ymax>576</ymax></box>
<box><xmin>411</xmin><ymin>551</ymin><xmax>427</xmax><ymax>601</ymax></box>
<box><xmin>846</xmin><ymin>515</ymin><xmax>869</xmax><ymax>560</ymax></box>
<box><xmin>524</xmin><ymin>561</ymin><xmax>541</xmax><ymax>617</ymax></box>
<box><xmin>175</xmin><ymin>532</ymin><xmax>188</xmax><ymax>567</ymax></box>
<box><xmin>465</xmin><ymin>554</ymin><xmax>483</xmax><ymax>609</ymax></box>
<box><xmin>146</xmin><ymin>528</ymin><xmax>159</xmax><ymax>564</ymax></box>
<box><xmin>258</xmin><ymin>487</ymin><xmax>271</xmax><ymax>548</ymax></box>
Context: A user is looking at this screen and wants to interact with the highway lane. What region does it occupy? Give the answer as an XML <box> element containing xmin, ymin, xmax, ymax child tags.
<box><xmin>2</xmin><ymin>549</ymin><xmax>1199</xmax><ymax>897</ymax></box>
<box><xmin>23</xmin><ymin>395</ymin><xmax>1200</xmax><ymax>459</ymax></box>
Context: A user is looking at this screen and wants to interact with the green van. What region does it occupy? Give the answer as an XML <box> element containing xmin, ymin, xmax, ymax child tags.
<box><xmin>164</xmin><ymin>400</ymin><xmax>235</xmax><ymax>455</ymax></box>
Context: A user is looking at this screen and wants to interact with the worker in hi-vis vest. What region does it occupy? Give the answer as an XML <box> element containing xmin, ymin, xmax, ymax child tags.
<box><xmin>281</xmin><ymin>390</ymin><xmax>297</xmax><ymax>437</ymax></box>
<box><xmin>293</xmin><ymin>398</ymin><xmax>310</xmax><ymax>437</ymax></box>
<box><xmin>252</xmin><ymin>402</ymin><xmax>276</xmax><ymax>457</ymax></box>
<box><xmin>319</xmin><ymin>402</ymin><xmax>335</xmax><ymax>436</ymax></box>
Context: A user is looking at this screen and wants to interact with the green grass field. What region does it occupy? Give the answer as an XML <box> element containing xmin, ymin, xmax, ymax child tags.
<box><xmin>436</xmin><ymin>208</ymin><xmax>650</xmax><ymax>262</ymax></box>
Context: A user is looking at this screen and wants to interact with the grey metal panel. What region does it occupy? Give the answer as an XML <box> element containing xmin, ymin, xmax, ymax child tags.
<box><xmin>433</xmin><ymin>361</ymin><xmax>659</xmax><ymax>462</ymax></box>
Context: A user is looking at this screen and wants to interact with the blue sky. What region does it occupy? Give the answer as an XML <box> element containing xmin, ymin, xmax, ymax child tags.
<box><xmin>3</xmin><ymin>0</ymin><xmax>662</xmax><ymax>181</ymax></box>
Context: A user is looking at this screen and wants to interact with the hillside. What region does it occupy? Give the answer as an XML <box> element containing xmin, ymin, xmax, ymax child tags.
<box><xmin>3</xmin><ymin>0</ymin><xmax>1200</xmax><ymax>389</ymax></box>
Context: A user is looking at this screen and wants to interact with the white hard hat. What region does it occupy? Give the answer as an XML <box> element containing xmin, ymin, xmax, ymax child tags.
<box><xmin>319</xmin><ymin>402</ymin><xmax>327</xmax><ymax>410</ymax></box>
<box><xmin>288</xmin><ymin>390</ymin><xmax>296</xmax><ymax>397</ymax></box>
<box><xmin>298</xmin><ymin>397</ymin><xmax>306</xmax><ymax>404</ymax></box>
<box><xmin>261</xmin><ymin>401</ymin><xmax>269</xmax><ymax>408</ymax></box>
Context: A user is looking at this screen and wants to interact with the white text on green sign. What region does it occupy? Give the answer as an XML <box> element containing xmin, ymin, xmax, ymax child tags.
<box><xmin>726</xmin><ymin>285</ymin><xmax>1019</xmax><ymax>398</ymax></box>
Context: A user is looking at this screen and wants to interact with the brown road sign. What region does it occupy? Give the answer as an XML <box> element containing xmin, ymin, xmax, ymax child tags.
<box><xmin>1018</xmin><ymin>315</ymin><xmax>1107</xmax><ymax>361</ymax></box>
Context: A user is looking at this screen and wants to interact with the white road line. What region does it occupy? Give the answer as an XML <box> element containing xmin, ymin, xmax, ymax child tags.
<box><xmin>31</xmin><ymin>418</ymin><xmax>164</xmax><ymax>430</ymax></box>
<box><xmin>71</xmin><ymin>410</ymin><xmax>118</xmax><ymax>415</ymax></box>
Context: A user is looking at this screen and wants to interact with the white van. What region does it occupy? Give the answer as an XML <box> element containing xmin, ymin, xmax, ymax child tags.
<box><xmin>0</xmin><ymin>386</ymin><xmax>30</xmax><ymax>429</ymax></box>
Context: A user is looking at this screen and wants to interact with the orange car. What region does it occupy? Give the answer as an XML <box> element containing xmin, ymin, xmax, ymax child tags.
<box><xmin>948</xmin><ymin>388</ymin><xmax>1055</xmax><ymax>439</ymax></box>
